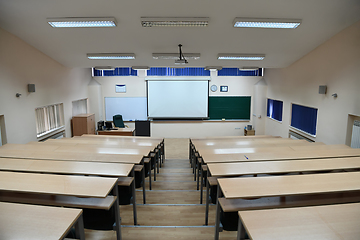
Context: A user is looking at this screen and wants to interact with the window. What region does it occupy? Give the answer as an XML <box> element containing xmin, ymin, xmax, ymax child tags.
<box><xmin>291</xmin><ymin>103</ymin><xmax>318</xmax><ymax>136</ymax></box>
<box><xmin>93</xmin><ymin>67</ymin><xmax>137</xmax><ymax>77</ymax></box>
<box><xmin>267</xmin><ymin>99</ymin><xmax>283</xmax><ymax>122</ymax></box>
<box><xmin>72</xmin><ymin>98</ymin><xmax>88</xmax><ymax>116</ymax></box>
<box><xmin>35</xmin><ymin>103</ymin><xmax>65</xmax><ymax>138</ymax></box>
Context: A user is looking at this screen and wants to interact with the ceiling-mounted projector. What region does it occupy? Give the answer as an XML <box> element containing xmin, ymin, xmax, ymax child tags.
<box><xmin>175</xmin><ymin>44</ymin><xmax>188</xmax><ymax>64</ymax></box>
<box><xmin>175</xmin><ymin>59</ymin><xmax>187</xmax><ymax>64</ymax></box>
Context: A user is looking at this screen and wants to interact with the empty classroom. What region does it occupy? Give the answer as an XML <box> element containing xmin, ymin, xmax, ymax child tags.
<box><xmin>0</xmin><ymin>1</ymin><xmax>360</xmax><ymax>240</ymax></box>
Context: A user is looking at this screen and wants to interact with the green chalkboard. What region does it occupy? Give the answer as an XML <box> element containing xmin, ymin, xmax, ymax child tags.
<box><xmin>208</xmin><ymin>96</ymin><xmax>251</xmax><ymax>120</ymax></box>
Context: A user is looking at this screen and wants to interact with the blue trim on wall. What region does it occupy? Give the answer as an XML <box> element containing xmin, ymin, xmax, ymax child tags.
<box><xmin>291</xmin><ymin>104</ymin><xmax>318</xmax><ymax>136</ymax></box>
<box><xmin>93</xmin><ymin>67</ymin><xmax>137</xmax><ymax>76</ymax></box>
<box><xmin>147</xmin><ymin>67</ymin><xmax>210</xmax><ymax>76</ymax></box>
<box><xmin>267</xmin><ymin>99</ymin><xmax>283</xmax><ymax>122</ymax></box>
<box><xmin>218</xmin><ymin>68</ymin><xmax>259</xmax><ymax>76</ymax></box>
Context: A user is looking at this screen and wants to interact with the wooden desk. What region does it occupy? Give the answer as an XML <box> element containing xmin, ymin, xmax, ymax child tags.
<box><xmin>0</xmin><ymin>157</ymin><xmax>139</xmax><ymax>225</ymax></box>
<box><xmin>244</xmin><ymin>129</ymin><xmax>255</xmax><ymax>136</ymax></box>
<box><xmin>0</xmin><ymin>171</ymin><xmax>121</xmax><ymax>240</ymax></box>
<box><xmin>214</xmin><ymin>171</ymin><xmax>360</xmax><ymax>240</ymax></box>
<box><xmin>238</xmin><ymin>203</ymin><xmax>360</xmax><ymax>240</ymax></box>
<box><xmin>98</xmin><ymin>128</ymin><xmax>135</xmax><ymax>136</ymax></box>
<box><xmin>204</xmin><ymin>157</ymin><xmax>360</xmax><ymax>225</ymax></box>
<box><xmin>0</xmin><ymin>202</ymin><xmax>85</xmax><ymax>240</ymax></box>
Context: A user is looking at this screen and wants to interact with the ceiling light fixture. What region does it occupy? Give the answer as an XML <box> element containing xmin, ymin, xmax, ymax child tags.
<box><xmin>87</xmin><ymin>53</ymin><xmax>135</xmax><ymax>60</ymax></box>
<box><xmin>233</xmin><ymin>18</ymin><xmax>301</xmax><ymax>29</ymax></box>
<box><xmin>141</xmin><ymin>17</ymin><xmax>209</xmax><ymax>27</ymax></box>
<box><xmin>152</xmin><ymin>53</ymin><xmax>200</xmax><ymax>60</ymax></box>
<box><xmin>94</xmin><ymin>66</ymin><xmax>115</xmax><ymax>70</ymax></box>
<box><xmin>205</xmin><ymin>66</ymin><xmax>223</xmax><ymax>71</ymax></box>
<box><xmin>131</xmin><ymin>66</ymin><xmax>150</xmax><ymax>70</ymax></box>
<box><xmin>47</xmin><ymin>17</ymin><xmax>117</xmax><ymax>28</ymax></box>
<box><xmin>218</xmin><ymin>54</ymin><xmax>265</xmax><ymax>60</ymax></box>
<box><xmin>240</xmin><ymin>66</ymin><xmax>259</xmax><ymax>71</ymax></box>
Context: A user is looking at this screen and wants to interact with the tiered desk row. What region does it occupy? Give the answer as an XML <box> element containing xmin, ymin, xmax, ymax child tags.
<box><xmin>0</xmin><ymin>135</ymin><xmax>165</xmax><ymax>240</ymax></box>
<box><xmin>189</xmin><ymin>135</ymin><xmax>360</xmax><ymax>240</ymax></box>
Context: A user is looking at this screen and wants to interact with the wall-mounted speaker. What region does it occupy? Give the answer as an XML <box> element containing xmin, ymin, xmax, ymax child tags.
<box><xmin>28</xmin><ymin>84</ymin><xmax>35</xmax><ymax>93</ymax></box>
<box><xmin>319</xmin><ymin>85</ymin><xmax>327</xmax><ymax>94</ymax></box>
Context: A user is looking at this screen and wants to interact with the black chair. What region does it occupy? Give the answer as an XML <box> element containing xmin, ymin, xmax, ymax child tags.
<box><xmin>113</xmin><ymin>115</ymin><xmax>125</xmax><ymax>128</ymax></box>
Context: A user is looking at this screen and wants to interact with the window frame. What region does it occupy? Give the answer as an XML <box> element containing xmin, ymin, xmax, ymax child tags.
<box><xmin>35</xmin><ymin>103</ymin><xmax>65</xmax><ymax>140</ymax></box>
<box><xmin>290</xmin><ymin>103</ymin><xmax>318</xmax><ymax>137</ymax></box>
<box><xmin>266</xmin><ymin>98</ymin><xmax>283</xmax><ymax>122</ymax></box>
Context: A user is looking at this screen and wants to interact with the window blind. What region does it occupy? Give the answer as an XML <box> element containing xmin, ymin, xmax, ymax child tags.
<box><xmin>35</xmin><ymin>103</ymin><xmax>65</xmax><ymax>137</ymax></box>
<box><xmin>291</xmin><ymin>104</ymin><xmax>318</xmax><ymax>136</ymax></box>
<box><xmin>267</xmin><ymin>99</ymin><xmax>283</xmax><ymax>122</ymax></box>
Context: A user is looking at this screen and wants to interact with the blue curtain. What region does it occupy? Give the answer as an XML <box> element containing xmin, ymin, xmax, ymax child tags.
<box><xmin>291</xmin><ymin>104</ymin><xmax>318</xmax><ymax>135</ymax></box>
<box><xmin>147</xmin><ymin>67</ymin><xmax>210</xmax><ymax>76</ymax></box>
<box><xmin>94</xmin><ymin>67</ymin><xmax>137</xmax><ymax>76</ymax></box>
<box><xmin>218</xmin><ymin>68</ymin><xmax>258</xmax><ymax>76</ymax></box>
<box><xmin>267</xmin><ymin>99</ymin><xmax>283</xmax><ymax>121</ymax></box>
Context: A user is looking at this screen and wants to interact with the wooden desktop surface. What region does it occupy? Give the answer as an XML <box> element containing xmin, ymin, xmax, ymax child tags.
<box><xmin>0</xmin><ymin>201</ymin><xmax>83</xmax><ymax>240</ymax></box>
<box><xmin>97</xmin><ymin>127</ymin><xmax>135</xmax><ymax>136</ymax></box>
<box><xmin>80</xmin><ymin>134</ymin><xmax>163</xmax><ymax>141</ymax></box>
<box><xmin>218</xmin><ymin>171</ymin><xmax>360</xmax><ymax>199</ymax></box>
<box><xmin>191</xmin><ymin>138</ymin><xmax>307</xmax><ymax>145</ymax></box>
<box><xmin>0</xmin><ymin>149</ymin><xmax>145</xmax><ymax>164</ymax></box>
<box><xmin>0</xmin><ymin>143</ymin><xmax>152</xmax><ymax>156</ymax></box>
<box><xmin>200</xmin><ymin>147</ymin><xmax>360</xmax><ymax>164</ymax></box>
<box><xmin>0</xmin><ymin>157</ymin><xmax>133</xmax><ymax>177</ymax></box>
<box><xmin>192</xmin><ymin>135</ymin><xmax>278</xmax><ymax>140</ymax></box>
<box><xmin>0</xmin><ymin>171</ymin><xmax>117</xmax><ymax>198</ymax></box>
<box><xmin>239</xmin><ymin>203</ymin><xmax>360</xmax><ymax>240</ymax></box>
<box><xmin>38</xmin><ymin>138</ymin><xmax>161</xmax><ymax>147</ymax></box>
<box><xmin>207</xmin><ymin>157</ymin><xmax>360</xmax><ymax>177</ymax></box>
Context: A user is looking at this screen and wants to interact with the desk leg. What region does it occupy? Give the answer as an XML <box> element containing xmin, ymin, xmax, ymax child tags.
<box><xmin>113</xmin><ymin>186</ymin><xmax>122</xmax><ymax>240</ymax></box>
<box><xmin>157</xmin><ymin>150</ymin><xmax>160</xmax><ymax>174</ymax></box>
<box><xmin>74</xmin><ymin>213</ymin><xmax>85</xmax><ymax>240</ymax></box>
<box><xmin>237</xmin><ymin>217</ymin><xmax>246</xmax><ymax>240</ymax></box>
<box><xmin>205</xmin><ymin>169</ymin><xmax>210</xmax><ymax>225</ymax></box>
<box><xmin>131</xmin><ymin>168</ymin><xmax>138</xmax><ymax>225</ymax></box>
<box><xmin>200</xmin><ymin>161</ymin><xmax>203</xmax><ymax>204</ymax></box>
<box><xmin>197</xmin><ymin>157</ymin><xmax>201</xmax><ymax>190</ymax></box>
<box><xmin>154</xmin><ymin>155</ymin><xmax>157</xmax><ymax>182</ymax></box>
<box><xmin>214</xmin><ymin>184</ymin><xmax>221</xmax><ymax>240</ymax></box>
<box><xmin>148</xmin><ymin>161</ymin><xmax>152</xmax><ymax>190</ymax></box>
<box><xmin>142</xmin><ymin>160</ymin><xmax>146</xmax><ymax>204</ymax></box>
<box><xmin>194</xmin><ymin>155</ymin><xmax>197</xmax><ymax>181</ymax></box>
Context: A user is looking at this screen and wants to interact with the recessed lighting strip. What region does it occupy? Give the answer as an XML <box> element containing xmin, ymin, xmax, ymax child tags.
<box><xmin>47</xmin><ymin>17</ymin><xmax>117</xmax><ymax>28</ymax></box>
<box><xmin>233</xmin><ymin>18</ymin><xmax>301</xmax><ymax>29</ymax></box>
<box><xmin>141</xmin><ymin>17</ymin><xmax>209</xmax><ymax>27</ymax></box>
<box><xmin>218</xmin><ymin>54</ymin><xmax>265</xmax><ymax>60</ymax></box>
<box><xmin>87</xmin><ymin>53</ymin><xmax>135</xmax><ymax>60</ymax></box>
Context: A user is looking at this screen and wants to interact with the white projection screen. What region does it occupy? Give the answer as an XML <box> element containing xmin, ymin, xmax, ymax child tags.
<box><xmin>147</xmin><ymin>80</ymin><xmax>209</xmax><ymax>119</ymax></box>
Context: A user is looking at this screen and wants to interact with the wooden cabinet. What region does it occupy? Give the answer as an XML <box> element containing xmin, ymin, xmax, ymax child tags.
<box><xmin>244</xmin><ymin>129</ymin><xmax>255</xmax><ymax>136</ymax></box>
<box><xmin>72</xmin><ymin>114</ymin><xmax>95</xmax><ymax>136</ymax></box>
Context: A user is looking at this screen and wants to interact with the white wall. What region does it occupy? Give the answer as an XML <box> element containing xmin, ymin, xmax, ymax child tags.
<box><xmin>93</xmin><ymin>74</ymin><xmax>263</xmax><ymax>138</ymax></box>
<box><xmin>0</xmin><ymin>28</ymin><xmax>92</xmax><ymax>143</ymax></box>
<box><xmin>264</xmin><ymin>20</ymin><xmax>360</xmax><ymax>144</ymax></box>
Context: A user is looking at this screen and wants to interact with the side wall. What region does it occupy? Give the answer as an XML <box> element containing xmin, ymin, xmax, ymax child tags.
<box><xmin>264</xmin><ymin>21</ymin><xmax>360</xmax><ymax>144</ymax></box>
<box><xmin>0</xmin><ymin>28</ymin><xmax>92</xmax><ymax>143</ymax></box>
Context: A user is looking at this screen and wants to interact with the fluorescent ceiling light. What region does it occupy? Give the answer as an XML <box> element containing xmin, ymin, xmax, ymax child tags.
<box><xmin>141</xmin><ymin>17</ymin><xmax>209</xmax><ymax>27</ymax></box>
<box><xmin>218</xmin><ymin>54</ymin><xmax>265</xmax><ymax>60</ymax></box>
<box><xmin>152</xmin><ymin>53</ymin><xmax>200</xmax><ymax>60</ymax></box>
<box><xmin>240</xmin><ymin>66</ymin><xmax>259</xmax><ymax>71</ymax></box>
<box><xmin>233</xmin><ymin>18</ymin><xmax>301</xmax><ymax>29</ymax></box>
<box><xmin>132</xmin><ymin>66</ymin><xmax>150</xmax><ymax>70</ymax></box>
<box><xmin>87</xmin><ymin>53</ymin><xmax>135</xmax><ymax>60</ymax></box>
<box><xmin>47</xmin><ymin>17</ymin><xmax>117</xmax><ymax>28</ymax></box>
<box><xmin>205</xmin><ymin>66</ymin><xmax>223</xmax><ymax>71</ymax></box>
<box><xmin>94</xmin><ymin>66</ymin><xmax>115</xmax><ymax>70</ymax></box>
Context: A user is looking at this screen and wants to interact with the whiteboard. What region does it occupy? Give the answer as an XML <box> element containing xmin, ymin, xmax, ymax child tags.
<box><xmin>105</xmin><ymin>97</ymin><xmax>147</xmax><ymax>121</ymax></box>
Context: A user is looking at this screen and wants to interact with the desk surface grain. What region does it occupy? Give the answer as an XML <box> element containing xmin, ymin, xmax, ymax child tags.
<box><xmin>218</xmin><ymin>171</ymin><xmax>360</xmax><ymax>199</ymax></box>
<box><xmin>0</xmin><ymin>202</ymin><xmax>83</xmax><ymax>240</ymax></box>
<box><xmin>239</xmin><ymin>203</ymin><xmax>360</xmax><ymax>240</ymax></box>
<box><xmin>0</xmin><ymin>171</ymin><xmax>117</xmax><ymax>198</ymax></box>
